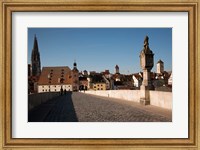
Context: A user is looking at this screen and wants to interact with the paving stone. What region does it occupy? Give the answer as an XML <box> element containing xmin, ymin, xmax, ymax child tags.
<box><xmin>28</xmin><ymin>92</ymin><xmax>172</xmax><ymax>122</ymax></box>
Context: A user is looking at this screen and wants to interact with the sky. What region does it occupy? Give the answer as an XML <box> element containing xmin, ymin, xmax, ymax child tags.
<box><xmin>28</xmin><ymin>28</ymin><xmax>172</xmax><ymax>74</ymax></box>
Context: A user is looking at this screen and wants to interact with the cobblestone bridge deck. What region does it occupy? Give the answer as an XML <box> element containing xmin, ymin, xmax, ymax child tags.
<box><xmin>28</xmin><ymin>92</ymin><xmax>172</xmax><ymax>122</ymax></box>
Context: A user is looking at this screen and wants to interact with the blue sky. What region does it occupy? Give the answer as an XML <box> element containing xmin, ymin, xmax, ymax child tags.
<box><xmin>28</xmin><ymin>28</ymin><xmax>172</xmax><ymax>74</ymax></box>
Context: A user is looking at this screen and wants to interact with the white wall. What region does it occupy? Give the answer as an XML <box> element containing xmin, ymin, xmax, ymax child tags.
<box><xmin>84</xmin><ymin>90</ymin><xmax>172</xmax><ymax>109</ymax></box>
<box><xmin>149</xmin><ymin>91</ymin><xmax>172</xmax><ymax>109</ymax></box>
<box><xmin>168</xmin><ymin>73</ymin><xmax>173</xmax><ymax>85</ymax></box>
<box><xmin>38</xmin><ymin>84</ymin><xmax>72</xmax><ymax>93</ymax></box>
<box><xmin>85</xmin><ymin>90</ymin><xmax>140</xmax><ymax>103</ymax></box>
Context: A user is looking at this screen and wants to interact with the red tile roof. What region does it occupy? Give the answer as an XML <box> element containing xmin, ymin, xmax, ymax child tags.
<box><xmin>38</xmin><ymin>66</ymin><xmax>73</xmax><ymax>85</ymax></box>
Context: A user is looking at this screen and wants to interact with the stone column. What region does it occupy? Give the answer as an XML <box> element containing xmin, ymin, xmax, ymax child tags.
<box><xmin>139</xmin><ymin>36</ymin><xmax>154</xmax><ymax>105</ymax></box>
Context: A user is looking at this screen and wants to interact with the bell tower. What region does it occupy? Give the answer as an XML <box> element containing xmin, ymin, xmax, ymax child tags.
<box><xmin>115</xmin><ymin>65</ymin><xmax>119</xmax><ymax>74</ymax></box>
<box><xmin>157</xmin><ymin>59</ymin><xmax>164</xmax><ymax>74</ymax></box>
<box><xmin>72</xmin><ymin>61</ymin><xmax>79</xmax><ymax>91</ymax></box>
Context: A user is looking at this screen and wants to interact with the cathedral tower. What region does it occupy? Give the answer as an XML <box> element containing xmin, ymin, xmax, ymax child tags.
<box><xmin>115</xmin><ymin>65</ymin><xmax>119</xmax><ymax>74</ymax></box>
<box><xmin>31</xmin><ymin>35</ymin><xmax>41</xmax><ymax>76</ymax></box>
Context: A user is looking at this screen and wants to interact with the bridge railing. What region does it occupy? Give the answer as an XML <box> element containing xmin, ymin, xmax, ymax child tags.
<box><xmin>28</xmin><ymin>92</ymin><xmax>59</xmax><ymax>111</ymax></box>
<box><xmin>83</xmin><ymin>90</ymin><xmax>172</xmax><ymax>109</ymax></box>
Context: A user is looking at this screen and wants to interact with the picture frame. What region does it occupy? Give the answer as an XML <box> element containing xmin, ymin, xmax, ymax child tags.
<box><xmin>0</xmin><ymin>0</ymin><xmax>199</xmax><ymax>149</ymax></box>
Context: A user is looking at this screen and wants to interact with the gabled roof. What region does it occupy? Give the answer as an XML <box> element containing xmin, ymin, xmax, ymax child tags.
<box><xmin>120</xmin><ymin>74</ymin><xmax>133</xmax><ymax>82</ymax></box>
<box><xmin>133</xmin><ymin>72</ymin><xmax>156</xmax><ymax>80</ymax></box>
<box><xmin>157</xmin><ymin>59</ymin><xmax>164</xmax><ymax>64</ymax></box>
<box><xmin>90</xmin><ymin>74</ymin><xmax>105</xmax><ymax>83</ymax></box>
<box><xmin>133</xmin><ymin>73</ymin><xmax>143</xmax><ymax>80</ymax></box>
<box><xmin>38</xmin><ymin>66</ymin><xmax>72</xmax><ymax>85</ymax></box>
<box><xmin>155</xmin><ymin>71</ymin><xmax>172</xmax><ymax>80</ymax></box>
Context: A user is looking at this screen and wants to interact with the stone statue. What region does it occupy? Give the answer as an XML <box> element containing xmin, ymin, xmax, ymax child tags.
<box><xmin>144</xmin><ymin>36</ymin><xmax>149</xmax><ymax>49</ymax></box>
<box><xmin>139</xmin><ymin>35</ymin><xmax>154</xmax><ymax>105</ymax></box>
<box><xmin>144</xmin><ymin>36</ymin><xmax>149</xmax><ymax>46</ymax></box>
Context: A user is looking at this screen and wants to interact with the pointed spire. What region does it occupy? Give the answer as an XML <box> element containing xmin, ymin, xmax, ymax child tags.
<box><xmin>31</xmin><ymin>34</ymin><xmax>41</xmax><ymax>76</ymax></box>
<box><xmin>72</xmin><ymin>60</ymin><xmax>78</xmax><ymax>72</ymax></box>
<box><xmin>33</xmin><ymin>34</ymin><xmax>39</xmax><ymax>51</ymax></box>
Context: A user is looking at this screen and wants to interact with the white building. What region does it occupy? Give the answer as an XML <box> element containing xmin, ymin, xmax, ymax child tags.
<box><xmin>132</xmin><ymin>73</ymin><xmax>143</xmax><ymax>87</ymax></box>
<box><xmin>168</xmin><ymin>73</ymin><xmax>172</xmax><ymax>85</ymax></box>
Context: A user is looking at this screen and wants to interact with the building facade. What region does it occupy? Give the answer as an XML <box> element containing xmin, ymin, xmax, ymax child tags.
<box><xmin>79</xmin><ymin>77</ymin><xmax>88</xmax><ymax>91</ymax></box>
<box><xmin>72</xmin><ymin>62</ymin><xmax>79</xmax><ymax>91</ymax></box>
<box><xmin>92</xmin><ymin>83</ymin><xmax>106</xmax><ymax>90</ymax></box>
<box><xmin>168</xmin><ymin>73</ymin><xmax>172</xmax><ymax>85</ymax></box>
<box><xmin>37</xmin><ymin>66</ymin><xmax>73</xmax><ymax>93</ymax></box>
<box><xmin>132</xmin><ymin>73</ymin><xmax>143</xmax><ymax>88</ymax></box>
<box><xmin>156</xmin><ymin>59</ymin><xmax>164</xmax><ymax>74</ymax></box>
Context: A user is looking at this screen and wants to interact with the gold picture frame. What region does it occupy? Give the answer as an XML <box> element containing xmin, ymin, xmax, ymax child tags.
<box><xmin>0</xmin><ymin>0</ymin><xmax>199</xmax><ymax>149</ymax></box>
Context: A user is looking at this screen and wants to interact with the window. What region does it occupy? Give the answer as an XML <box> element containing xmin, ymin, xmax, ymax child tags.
<box><xmin>55</xmin><ymin>85</ymin><xmax>56</xmax><ymax>87</ymax></box>
<box><xmin>55</xmin><ymin>89</ymin><xmax>56</xmax><ymax>91</ymax></box>
<box><xmin>60</xmin><ymin>79</ymin><xmax>64</xmax><ymax>83</ymax></box>
<box><xmin>42</xmin><ymin>89</ymin><xmax>44</xmax><ymax>92</ymax></box>
<box><xmin>94</xmin><ymin>86</ymin><xmax>96</xmax><ymax>88</ymax></box>
<box><xmin>101</xmin><ymin>88</ymin><xmax>103</xmax><ymax>90</ymax></box>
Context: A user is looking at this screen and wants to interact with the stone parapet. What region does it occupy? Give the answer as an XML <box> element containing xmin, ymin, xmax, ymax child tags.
<box><xmin>84</xmin><ymin>90</ymin><xmax>172</xmax><ymax>109</ymax></box>
<box><xmin>28</xmin><ymin>92</ymin><xmax>59</xmax><ymax>111</ymax></box>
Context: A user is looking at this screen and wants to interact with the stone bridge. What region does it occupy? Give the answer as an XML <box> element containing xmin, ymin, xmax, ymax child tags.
<box><xmin>28</xmin><ymin>92</ymin><xmax>172</xmax><ymax>122</ymax></box>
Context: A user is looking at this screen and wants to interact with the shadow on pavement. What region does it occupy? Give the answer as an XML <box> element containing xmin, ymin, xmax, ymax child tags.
<box><xmin>28</xmin><ymin>92</ymin><xmax>78</xmax><ymax>122</ymax></box>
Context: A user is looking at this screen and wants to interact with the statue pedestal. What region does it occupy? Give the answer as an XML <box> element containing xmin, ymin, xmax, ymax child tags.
<box><xmin>140</xmin><ymin>85</ymin><xmax>150</xmax><ymax>105</ymax></box>
<box><xmin>139</xmin><ymin>69</ymin><xmax>154</xmax><ymax>105</ymax></box>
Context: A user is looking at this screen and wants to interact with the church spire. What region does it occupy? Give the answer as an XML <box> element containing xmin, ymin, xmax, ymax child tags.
<box><xmin>31</xmin><ymin>34</ymin><xmax>41</xmax><ymax>76</ymax></box>
<box><xmin>73</xmin><ymin>60</ymin><xmax>77</xmax><ymax>68</ymax></box>
<box><xmin>72</xmin><ymin>60</ymin><xmax>78</xmax><ymax>72</ymax></box>
<box><xmin>33</xmin><ymin>34</ymin><xmax>39</xmax><ymax>52</ymax></box>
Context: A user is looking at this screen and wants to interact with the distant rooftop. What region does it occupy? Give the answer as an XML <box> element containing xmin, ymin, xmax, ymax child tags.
<box><xmin>157</xmin><ymin>59</ymin><xmax>164</xmax><ymax>64</ymax></box>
